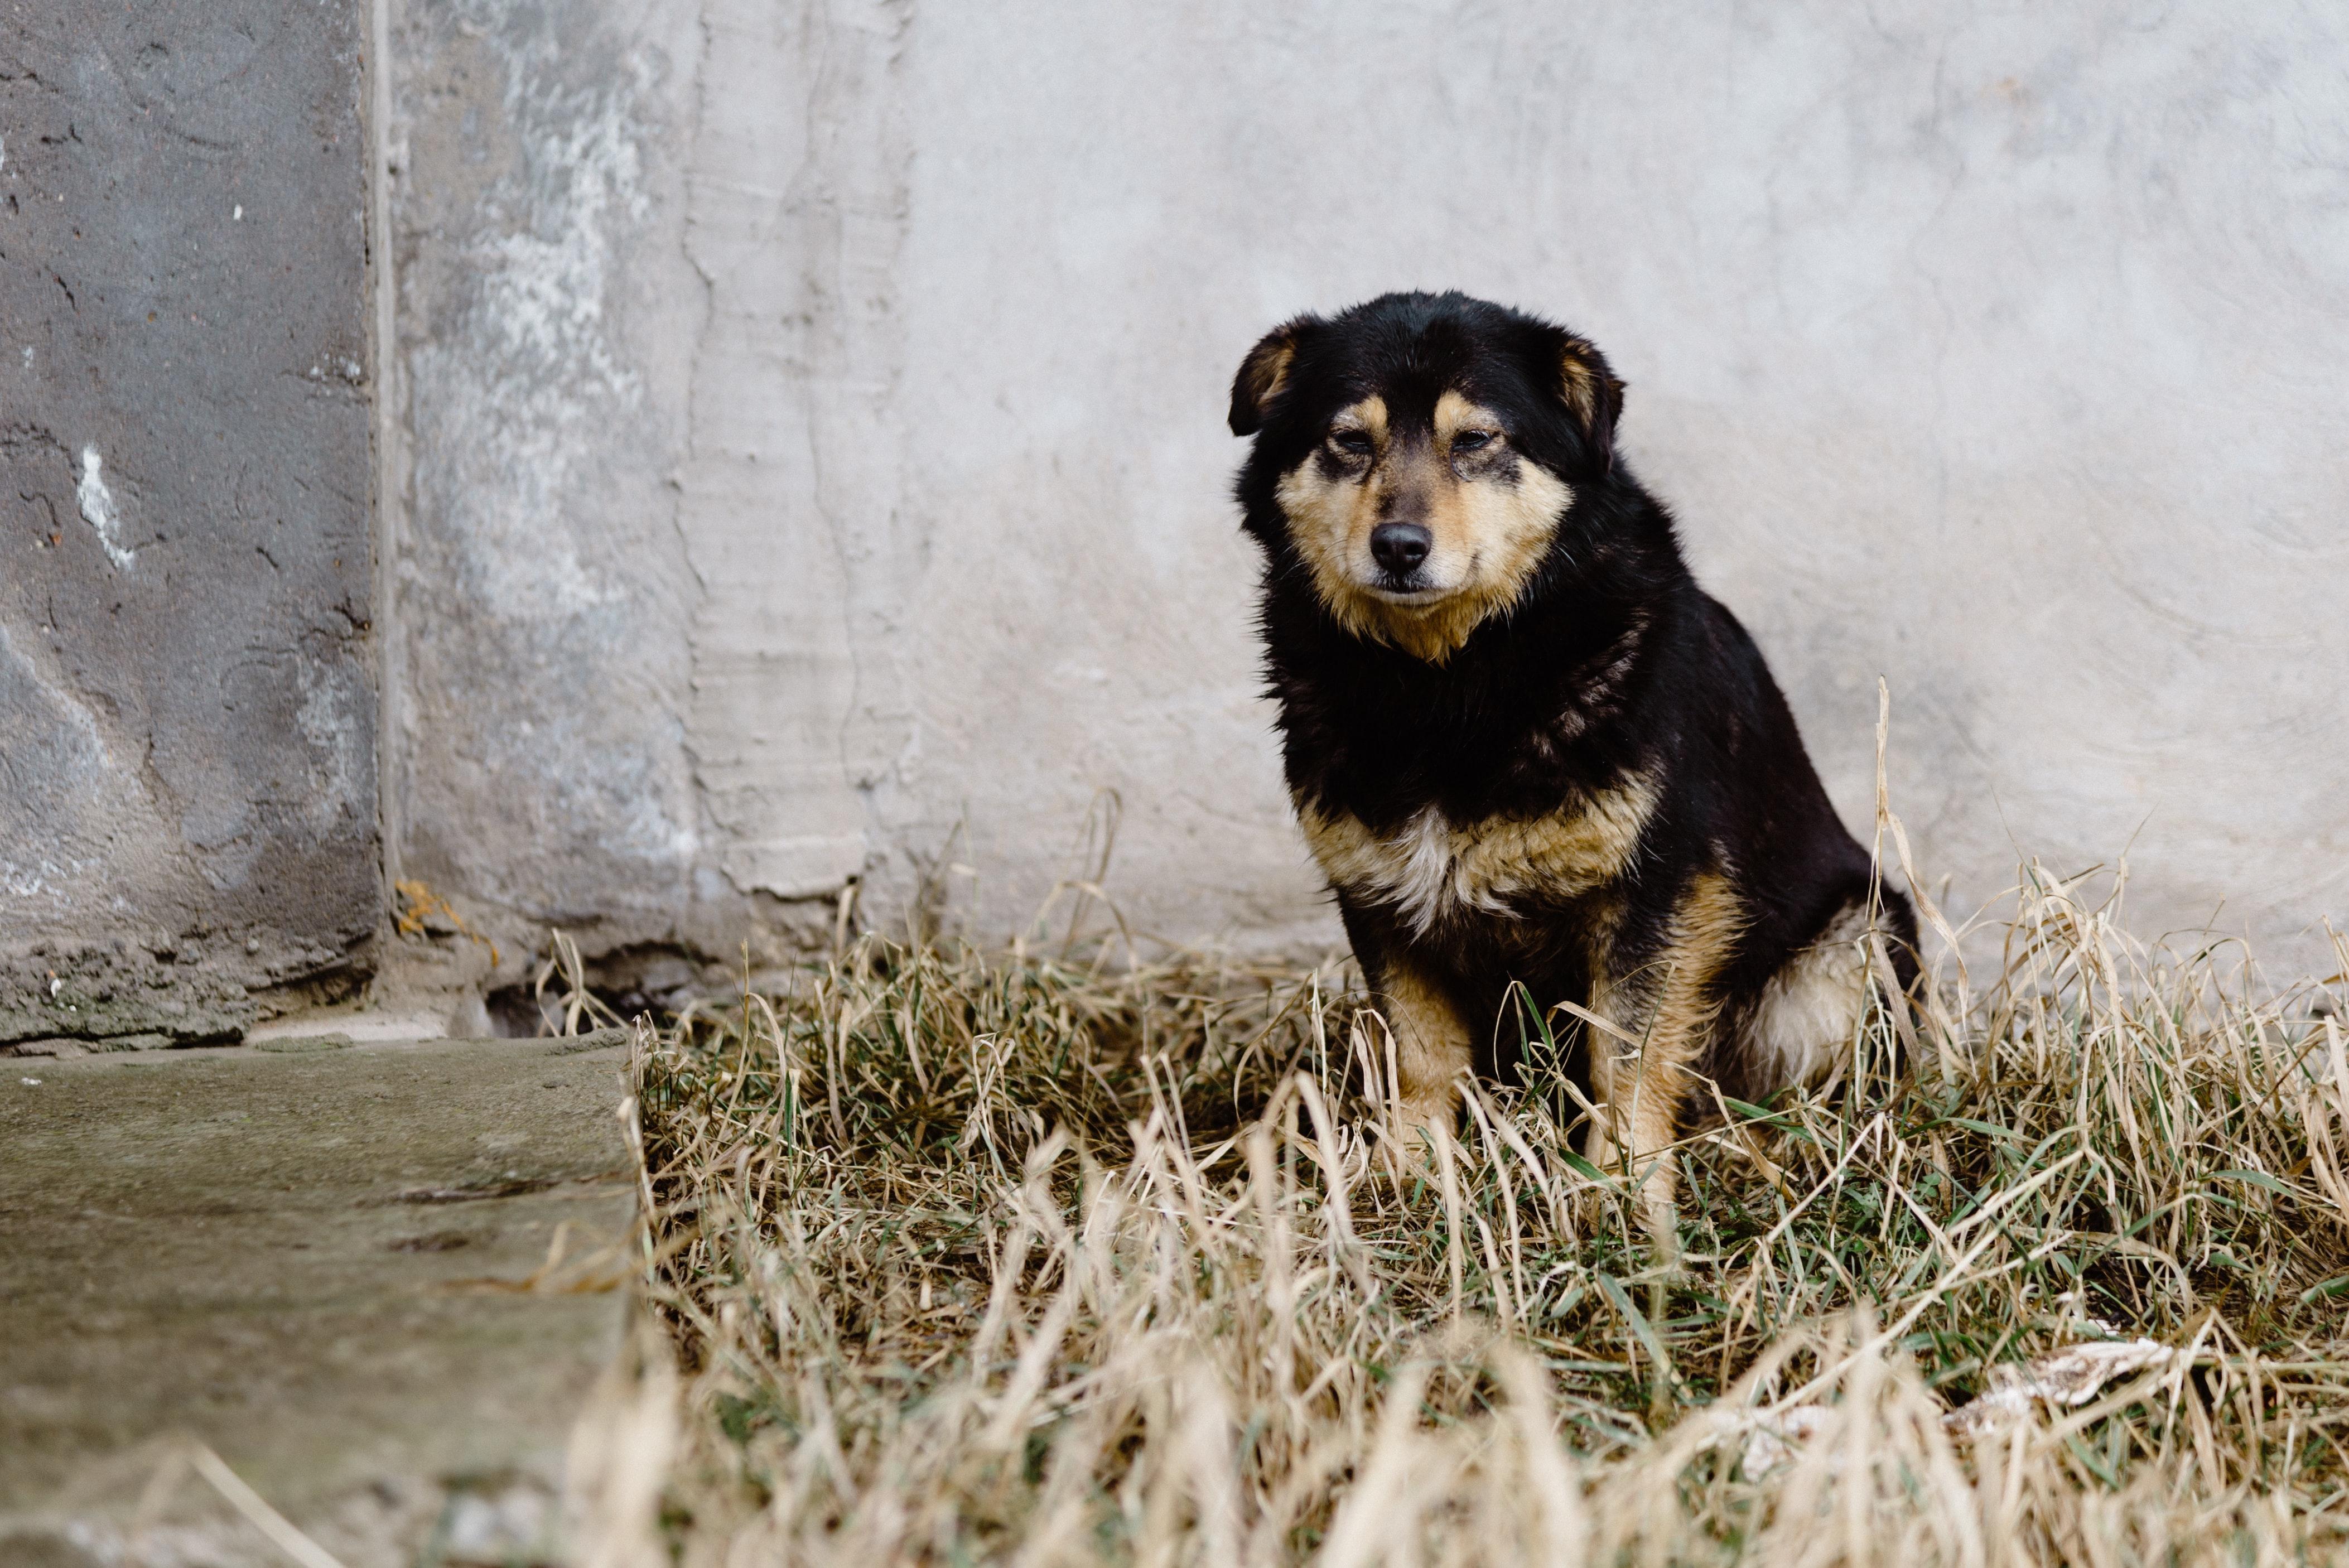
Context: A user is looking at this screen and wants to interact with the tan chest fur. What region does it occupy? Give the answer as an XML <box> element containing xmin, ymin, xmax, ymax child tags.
<box><xmin>1298</xmin><ymin>773</ymin><xmax>1657</xmax><ymax>938</ymax></box>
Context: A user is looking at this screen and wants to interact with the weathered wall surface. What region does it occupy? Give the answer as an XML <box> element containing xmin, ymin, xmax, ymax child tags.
<box><xmin>0</xmin><ymin>1</ymin><xmax>378</xmax><ymax>1041</ymax></box>
<box><xmin>393</xmin><ymin>2</ymin><xmax>2349</xmax><ymax>984</ymax></box>
<box><xmin>381</xmin><ymin>0</ymin><xmax>704</xmax><ymax>1003</ymax></box>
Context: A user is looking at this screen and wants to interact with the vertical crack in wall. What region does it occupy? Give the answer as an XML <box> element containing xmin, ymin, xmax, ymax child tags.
<box><xmin>676</xmin><ymin>0</ymin><xmax>914</xmax><ymax>907</ymax></box>
<box><xmin>368</xmin><ymin>0</ymin><xmax>407</xmax><ymax>903</ymax></box>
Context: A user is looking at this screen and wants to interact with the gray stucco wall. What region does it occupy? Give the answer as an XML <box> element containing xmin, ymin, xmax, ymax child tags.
<box><xmin>389</xmin><ymin>1</ymin><xmax>2349</xmax><ymax>985</ymax></box>
<box><xmin>382</xmin><ymin>0</ymin><xmax>711</xmax><ymax>977</ymax></box>
<box><xmin>1</xmin><ymin>2</ymin><xmax>379</xmax><ymax>1041</ymax></box>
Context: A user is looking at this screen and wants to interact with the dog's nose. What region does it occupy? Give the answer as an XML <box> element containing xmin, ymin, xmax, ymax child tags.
<box><xmin>1370</xmin><ymin>523</ymin><xmax>1431</xmax><ymax>576</ymax></box>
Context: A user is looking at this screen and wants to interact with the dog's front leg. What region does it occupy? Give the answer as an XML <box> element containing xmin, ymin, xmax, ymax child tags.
<box><xmin>1371</xmin><ymin>956</ymin><xmax>1475</xmax><ymax>1152</ymax></box>
<box><xmin>1336</xmin><ymin>898</ymin><xmax>1473</xmax><ymax>1156</ymax></box>
<box><xmin>1582</xmin><ymin>1004</ymin><xmax>1696</xmax><ymax>1244</ymax></box>
<box><xmin>1583</xmin><ymin>872</ymin><xmax>1740</xmax><ymax>1251</ymax></box>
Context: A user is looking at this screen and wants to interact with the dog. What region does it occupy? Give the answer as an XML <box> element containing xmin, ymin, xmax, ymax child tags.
<box><xmin>1228</xmin><ymin>291</ymin><xmax>1916</xmax><ymax>1234</ymax></box>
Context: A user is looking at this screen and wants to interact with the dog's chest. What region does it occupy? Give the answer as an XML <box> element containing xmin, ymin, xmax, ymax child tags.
<box><xmin>1299</xmin><ymin>774</ymin><xmax>1655</xmax><ymax>938</ymax></box>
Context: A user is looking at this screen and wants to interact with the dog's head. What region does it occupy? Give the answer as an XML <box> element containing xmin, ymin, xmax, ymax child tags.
<box><xmin>1229</xmin><ymin>292</ymin><xmax>1623</xmax><ymax>663</ymax></box>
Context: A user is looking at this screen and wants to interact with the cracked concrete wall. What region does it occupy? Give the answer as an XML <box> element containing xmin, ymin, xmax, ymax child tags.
<box><xmin>384</xmin><ymin>0</ymin><xmax>715</xmax><ymax>983</ymax></box>
<box><xmin>392</xmin><ymin>2</ymin><xmax>2349</xmax><ymax>977</ymax></box>
<box><xmin>0</xmin><ymin>1</ymin><xmax>379</xmax><ymax>1040</ymax></box>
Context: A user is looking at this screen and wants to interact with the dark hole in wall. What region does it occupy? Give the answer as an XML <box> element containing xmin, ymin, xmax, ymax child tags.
<box><xmin>485</xmin><ymin>940</ymin><xmax>750</xmax><ymax>1036</ymax></box>
<box><xmin>484</xmin><ymin>986</ymin><xmax>561</xmax><ymax>1039</ymax></box>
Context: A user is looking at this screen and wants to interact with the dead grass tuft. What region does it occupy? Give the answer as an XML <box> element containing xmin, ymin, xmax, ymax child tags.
<box><xmin>618</xmin><ymin>866</ymin><xmax>2349</xmax><ymax>1566</ymax></box>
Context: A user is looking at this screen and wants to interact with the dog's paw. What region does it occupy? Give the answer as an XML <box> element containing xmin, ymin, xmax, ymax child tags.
<box><xmin>1568</xmin><ymin>1145</ymin><xmax>1683</xmax><ymax>1262</ymax></box>
<box><xmin>1365</xmin><ymin>1096</ymin><xmax>1459</xmax><ymax>1190</ymax></box>
<box><xmin>1566</xmin><ymin>1171</ymin><xmax>1626</xmax><ymax>1237</ymax></box>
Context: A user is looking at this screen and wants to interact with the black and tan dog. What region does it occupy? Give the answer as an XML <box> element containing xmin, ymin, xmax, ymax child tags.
<box><xmin>1229</xmin><ymin>290</ymin><xmax>1915</xmax><ymax>1231</ymax></box>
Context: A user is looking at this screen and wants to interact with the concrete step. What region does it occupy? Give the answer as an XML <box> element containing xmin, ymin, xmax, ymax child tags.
<box><xmin>0</xmin><ymin>1029</ymin><xmax>641</xmax><ymax>1567</ymax></box>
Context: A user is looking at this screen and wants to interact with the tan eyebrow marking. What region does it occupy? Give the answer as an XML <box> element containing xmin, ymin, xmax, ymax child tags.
<box><xmin>1328</xmin><ymin>395</ymin><xmax>1390</xmax><ymax>443</ymax></box>
<box><xmin>1435</xmin><ymin>389</ymin><xmax>1504</xmax><ymax>448</ymax></box>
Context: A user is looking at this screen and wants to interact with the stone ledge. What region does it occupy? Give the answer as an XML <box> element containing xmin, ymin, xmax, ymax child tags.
<box><xmin>0</xmin><ymin>1030</ymin><xmax>640</xmax><ymax>1567</ymax></box>
<box><xmin>0</xmin><ymin>948</ymin><xmax>257</xmax><ymax>1050</ymax></box>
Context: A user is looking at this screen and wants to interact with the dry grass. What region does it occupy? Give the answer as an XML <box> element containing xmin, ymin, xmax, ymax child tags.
<box><xmin>615</xmin><ymin>865</ymin><xmax>2349</xmax><ymax>1566</ymax></box>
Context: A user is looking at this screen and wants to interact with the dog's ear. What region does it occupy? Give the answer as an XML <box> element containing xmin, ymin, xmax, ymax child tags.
<box><xmin>1555</xmin><ymin>335</ymin><xmax>1626</xmax><ymax>475</ymax></box>
<box><xmin>1228</xmin><ymin>317</ymin><xmax>1315</xmax><ymax>437</ymax></box>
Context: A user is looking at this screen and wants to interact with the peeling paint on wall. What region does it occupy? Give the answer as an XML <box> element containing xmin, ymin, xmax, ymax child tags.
<box><xmin>388</xmin><ymin>0</ymin><xmax>715</xmax><ymax>961</ymax></box>
<box><xmin>0</xmin><ymin>625</ymin><xmax>151</xmax><ymax>910</ymax></box>
<box><xmin>74</xmin><ymin>448</ymin><xmax>132</xmax><ymax>571</ymax></box>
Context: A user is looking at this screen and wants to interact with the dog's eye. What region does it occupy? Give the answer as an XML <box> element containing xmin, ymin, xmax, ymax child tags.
<box><xmin>1328</xmin><ymin>430</ymin><xmax>1373</xmax><ymax>457</ymax></box>
<box><xmin>1451</xmin><ymin>429</ymin><xmax>1497</xmax><ymax>454</ymax></box>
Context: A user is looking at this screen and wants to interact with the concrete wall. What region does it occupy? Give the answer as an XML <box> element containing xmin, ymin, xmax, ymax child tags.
<box><xmin>13</xmin><ymin>2</ymin><xmax>2335</xmax><ymax>1026</ymax></box>
<box><xmin>0</xmin><ymin>2</ymin><xmax>378</xmax><ymax>1043</ymax></box>
<box><xmin>388</xmin><ymin>1</ymin><xmax>2349</xmax><ymax>987</ymax></box>
<box><xmin>382</xmin><ymin>0</ymin><xmax>713</xmax><ymax>994</ymax></box>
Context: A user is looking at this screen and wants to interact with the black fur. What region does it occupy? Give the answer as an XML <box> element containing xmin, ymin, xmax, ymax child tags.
<box><xmin>1231</xmin><ymin>291</ymin><xmax>1916</xmax><ymax>1118</ymax></box>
